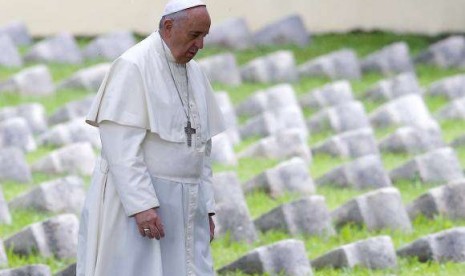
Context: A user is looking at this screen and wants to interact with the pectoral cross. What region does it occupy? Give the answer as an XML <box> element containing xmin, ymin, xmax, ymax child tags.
<box><xmin>184</xmin><ymin>121</ymin><xmax>196</xmax><ymax>147</ymax></box>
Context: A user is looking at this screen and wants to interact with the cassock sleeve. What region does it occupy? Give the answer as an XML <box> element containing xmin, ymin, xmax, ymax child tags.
<box><xmin>200</xmin><ymin>139</ymin><xmax>216</xmax><ymax>216</ymax></box>
<box><xmin>99</xmin><ymin>120</ymin><xmax>159</xmax><ymax>217</ymax></box>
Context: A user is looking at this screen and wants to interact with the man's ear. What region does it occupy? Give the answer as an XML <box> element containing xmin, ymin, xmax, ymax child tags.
<box><xmin>163</xmin><ymin>19</ymin><xmax>174</xmax><ymax>38</ymax></box>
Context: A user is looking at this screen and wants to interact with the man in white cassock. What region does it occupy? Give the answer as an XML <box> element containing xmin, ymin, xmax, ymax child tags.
<box><xmin>76</xmin><ymin>0</ymin><xmax>225</xmax><ymax>275</ymax></box>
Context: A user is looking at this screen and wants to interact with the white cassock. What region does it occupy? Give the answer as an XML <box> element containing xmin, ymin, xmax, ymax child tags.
<box><xmin>76</xmin><ymin>32</ymin><xmax>225</xmax><ymax>276</ymax></box>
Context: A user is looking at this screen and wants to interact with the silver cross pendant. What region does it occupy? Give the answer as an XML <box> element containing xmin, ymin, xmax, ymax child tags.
<box><xmin>184</xmin><ymin>121</ymin><xmax>196</xmax><ymax>147</ymax></box>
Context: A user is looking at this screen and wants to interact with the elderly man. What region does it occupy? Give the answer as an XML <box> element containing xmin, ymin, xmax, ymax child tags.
<box><xmin>76</xmin><ymin>0</ymin><xmax>225</xmax><ymax>275</ymax></box>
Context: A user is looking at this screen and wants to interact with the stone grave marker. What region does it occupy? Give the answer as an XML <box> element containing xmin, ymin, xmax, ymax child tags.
<box><xmin>415</xmin><ymin>36</ymin><xmax>465</xmax><ymax>68</ymax></box>
<box><xmin>0</xmin><ymin>117</ymin><xmax>36</xmax><ymax>152</ymax></box>
<box><xmin>254</xmin><ymin>196</ymin><xmax>335</xmax><ymax>236</ymax></box>
<box><xmin>361</xmin><ymin>42</ymin><xmax>413</xmax><ymax>75</ymax></box>
<box><xmin>397</xmin><ymin>227</ymin><xmax>465</xmax><ymax>263</ymax></box>
<box><xmin>83</xmin><ymin>31</ymin><xmax>136</xmax><ymax>60</ymax></box>
<box><xmin>58</xmin><ymin>63</ymin><xmax>110</xmax><ymax>92</ymax></box>
<box><xmin>218</xmin><ymin>239</ymin><xmax>313</xmax><ymax>276</ymax></box>
<box><xmin>4</xmin><ymin>214</ymin><xmax>79</xmax><ymax>259</ymax></box>
<box><xmin>212</xmin><ymin>172</ymin><xmax>257</xmax><ymax>242</ymax></box>
<box><xmin>308</xmin><ymin>101</ymin><xmax>370</xmax><ymax>134</ymax></box>
<box><xmin>9</xmin><ymin>176</ymin><xmax>86</xmax><ymax>214</ymax></box>
<box><xmin>311</xmin><ymin>236</ymin><xmax>397</xmax><ymax>270</ymax></box>
<box><xmin>312</xmin><ymin>128</ymin><xmax>378</xmax><ymax>158</ymax></box>
<box><xmin>332</xmin><ymin>187</ymin><xmax>412</xmax><ymax>232</ymax></box>
<box><xmin>298</xmin><ymin>49</ymin><xmax>361</xmax><ymax>80</ymax></box>
<box><xmin>31</xmin><ymin>142</ymin><xmax>97</xmax><ymax>176</ymax></box>
<box><xmin>390</xmin><ymin>147</ymin><xmax>464</xmax><ymax>184</ymax></box>
<box><xmin>407</xmin><ymin>179</ymin><xmax>465</xmax><ymax>220</ymax></box>
<box><xmin>244</xmin><ymin>157</ymin><xmax>315</xmax><ymax>197</ymax></box>
<box><xmin>204</xmin><ymin>17</ymin><xmax>253</xmax><ymax>50</ymax></box>
<box><xmin>316</xmin><ymin>154</ymin><xmax>392</xmax><ymax>189</ymax></box>
<box><xmin>0</xmin><ymin>65</ymin><xmax>55</xmax><ymax>96</ymax></box>
<box><xmin>24</xmin><ymin>33</ymin><xmax>82</xmax><ymax>64</ymax></box>
<box><xmin>0</xmin><ymin>34</ymin><xmax>22</xmax><ymax>67</ymax></box>
<box><xmin>241</xmin><ymin>51</ymin><xmax>298</xmax><ymax>83</ymax></box>
<box><xmin>378</xmin><ymin>122</ymin><xmax>445</xmax><ymax>154</ymax></box>
<box><xmin>0</xmin><ymin>147</ymin><xmax>32</xmax><ymax>183</ymax></box>
<box><xmin>198</xmin><ymin>53</ymin><xmax>242</xmax><ymax>86</ymax></box>
<box><xmin>254</xmin><ymin>14</ymin><xmax>310</xmax><ymax>47</ymax></box>
<box><xmin>299</xmin><ymin>80</ymin><xmax>354</xmax><ymax>109</ymax></box>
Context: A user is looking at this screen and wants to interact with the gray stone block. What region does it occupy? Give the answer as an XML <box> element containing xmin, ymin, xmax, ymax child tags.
<box><xmin>0</xmin><ymin>35</ymin><xmax>22</xmax><ymax>67</ymax></box>
<box><xmin>307</xmin><ymin>101</ymin><xmax>370</xmax><ymax>134</ymax></box>
<box><xmin>239</xmin><ymin>106</ymin><xmax>308</xmax><ymax>139</ymax></box>
<box><xmin>211</xmin><ymin>132</ymin><xmax>237</xmax><ymax>166</ymax></box>
<box><xmin>218</xmin><ymin>239</ymin><xmax>313</xmax><ymax>275</ymax></box>
<box><xmin>0</xmin><ymin>240</ymin><xmax>7</xmax><ymax>268</ymax></box>
<box><xmin>54</xmin><ymin>263</ymin><xmax>76</xmax><ymax>276</ymax></box>
<box><xmin>364</xmin><ymin>72</ymin><xmax>423</xmax><ymax>102</ymax></box>
<box><xmin>415</xmin><ymin>36</ymin><xmax>465</xmax><ymax>68</ymax></box>
<box><xmin>37</xmin><ymin>118</ymin><xmax>100</xmax><ymax>149</ymax></box>
<box><xmin>204</xmin><ymin>17</ymin><xmax>253</xmax><ymax>50</ymax></box>
<box><xmin>427</xmin><ymin>74</ymin><xmax>465</xmax><ymax>100</ymax></box>
<box><xmin>407</xmin><ymin>179</ymin><xmax>465</xmax><ymax>220</ymax></box>
<box><xmin>239</xmin><ymin>129</ymin><xmax>312</xmax><ymax>163</ymax></box>
<box><xmin>0</xmin><ymin>21</ymin><xmax>32</xmax><ymax>46</ymax></box>
<box><xmin>0</xmin><ymin>147</ymin><xmax>32</xmax><ymax>183</ymax></box>
<box><xmin>332</xmin><ymin>187</ymin><xmax>412</xmax><ymax>231</ymax></box>
<box><xmin>0</xmin><ymin>117</ymin><xmax>36</xmax><ymax>152</ymax></box>
<box><xmin>299</xmin><ymin>80</ymin><xmax>354</xmax><ymax>109</ymax></box>
<box><xmin>254</xmin><ymin>14</ymin><xmax>310</xmax><ymax>47</ymax></box>
<box><xmin>9</xmin><ymin>176</ymin><xmax>85</xmax><ymax>214</ymax></box>
<box><xmin>298</xmin><ymin>49</ymin><xmax>361</xmax><ymax>80</ymax></box>
<box><xmin>214</xmin><ymin>92</ymin><xmax>240</xmax><ymax>144</ymax></box>
<box><xmin>312</xmin><ymin>236</ymin><xmax>397</xmax><ymax>270</ymax></box>
<box><xmin>312</xmin><ymin>128</ymin><xmax>378</xmax><ymax>158</ymax></box>
<box><xmin>0</xmin><ymin>188</ymin><xmax>11</xmax><ymax>225</ymax></box>
<box><xmin>397</xmin><ymin>227</ymin><xmax>465</xmax><ymax>263</ymax></box>
<box><xmin>0</xmin><ymin>103</ymin><xmax>48</xmax><ymax>134</ymax></box>
<box><xmin>244</xmin><ymin>157</ymin><xmax>315</xmax><ymax>197</ymax></box>
<box><xmin>0</xmin><ymin>265</ymin><xmax>51</xmax><ymax>276</ymax></box>
<box><xmin>316</xmin><ymin>154</ymin><xmax>392</xmax><ymax>189</ymax></box>
<box><xmin>48</xmin><ymin>96</ymin><xmax>94</xmax><ymax>126</ymax></box>
<box><xmin>83</xmin><ymin>31</ymin><xmax>135</xmax><ymax>61</ymax></box>
<box><xmin>57</xmin><ymin>63</ymin><xmax>110</xmax><ymax>92</ymax></box>
<box><xmin>451</xmin><ymin>134</ymin><xmax>465</xmax><ymax>148</ymax></box>
<box><xmin>390</xmin><ymin>147</ymin><xmax>464</xmax><ymax>183</ymax></box>
<box><xmin>369</xmin><ymin>94</ymin><xmax>433</xmax><ymax>128</ymax></box>
<box><xmin>436</xmin><ymin>97</ymin><xmax>465</xmax><ymax>121</ymax></box>
<box><xmin>236</xmin><ymin>83</ymin><xmax>298</xmax><ymax>117</ymax></box>
<box><xmin>212</xmin><ymin>172</ymin><xmax>257</xmax><ymax>242</ymax></box>
<box><xmin>31</xmin><ymin>142</ymin><xmax>97</xmax><ymax>176</ymax></box>
<box><xmin>198</xmin><ymin>53</ymin><xmax>242</xmax><ymax>86</ymax></box>
<box><xmin>254</xmin><ymin>196</ymin><xmax>334</xmax><ymax>236</ymax></box>
<box><xmin>241</xmin><ymin>51</ymin><xmax>298</xmax><ymax>83</ymax></box>
<box><xmin>379</xmin><ymin>122</ymin><xmax>445</xmax><ymax>154</ymax></box>
<box><xmin>4</xmin><ymin>214</ymin><xmax>79</xmax><ymax>259</ymax></box>
<box><xmin>361</xmin><ymin>42</ymin><xmax>414</xmax><ymax>75</ymax></box>
<box><xmin>0</xmin><ymin>65</ymin><xmax>55</xmax><ymax>96</ymax></box>
<box><xmin>24</xmin><ymin>33</ymin><xmax>82</xmax><ymax>64</ymax></box>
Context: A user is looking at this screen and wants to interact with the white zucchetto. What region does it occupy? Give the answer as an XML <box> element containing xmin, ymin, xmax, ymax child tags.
<box><xmin>162</xmin><ymin>0</ymin><xmax>206</xmax><ymax>16</ymax></box>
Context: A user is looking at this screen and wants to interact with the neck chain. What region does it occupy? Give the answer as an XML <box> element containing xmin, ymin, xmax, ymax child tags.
<box><xmin>160</xmin><ymin>37</ymin><xmax>196</xmax><ymax>147</ymax></box>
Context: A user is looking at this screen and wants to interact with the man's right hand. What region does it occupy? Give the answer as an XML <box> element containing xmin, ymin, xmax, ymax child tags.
<box><xmin>135</xmin><ymin>208</ymin><xmax>165</xmax><ymax>240</ymax></box>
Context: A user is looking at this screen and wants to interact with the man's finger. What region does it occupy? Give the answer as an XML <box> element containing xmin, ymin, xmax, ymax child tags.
<box><xmin>139</xmin><ymin>227</ymin><xmax>146</xmax><ymax>237</ymax></box>
<box><xmin>155</xmin><ymin>220</ymin><xmax>165</xmax><ymax>238</ymax></box>
<box><xmin>151</xmin><ymin>225</ymin><xmax>161</xmax><ymax>240</ymax></box>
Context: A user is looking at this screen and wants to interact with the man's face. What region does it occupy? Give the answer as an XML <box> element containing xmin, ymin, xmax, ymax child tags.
<box><xmin>165</xmin><ymin>7</ymin><xmax>211</xmax><ymax>64</ymax></box>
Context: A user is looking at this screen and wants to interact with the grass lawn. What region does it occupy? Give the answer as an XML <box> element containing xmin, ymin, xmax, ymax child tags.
<box><xmin>1</xmin><ymin>31</ymin><xmax>465</xmax><ymax>275</ymax></box>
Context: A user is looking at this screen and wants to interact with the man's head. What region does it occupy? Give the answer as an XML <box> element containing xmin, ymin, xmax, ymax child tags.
<box><xmin>159</xmin><ymin>1</ymin><xmax>210</xmax><ymax>64</ymax></box>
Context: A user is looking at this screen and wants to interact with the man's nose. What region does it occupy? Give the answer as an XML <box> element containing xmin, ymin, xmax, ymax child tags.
<box><xmin>194</xmin><ymin>36</ymin><xmax>204</xmax><ymax>49</ymax></box>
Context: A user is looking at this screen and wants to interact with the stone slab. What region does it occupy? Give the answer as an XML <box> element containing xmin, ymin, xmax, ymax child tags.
<box><xmin>298</xmin><ymin>49</ymin><xmax>361</xmax><ymax>80</ymax></box>
<box><xmin>0</xmin><ymin>117</ymin><xmax>36</xmax><ymax>152</ymax></box>
<box><xmin>299</xmin><ymin>80</ymin><xmax>354</xmax><ymax>109</ymax></box>
<box><xmin>83</xmin><ymin>31</ymin><xmax>136</xmax><ymax>60</ymax></box>
<box><xmin>364</xmin><ymin>72</ymin><xmax>423</xmax><ymax>102</ymax></box>
<box><xmin>312</xmin><ymin>128</ymin><xmax>378</xmax><ymax>158</ymax></box>
<box><xmin>254</xmin><ymin>14</ymin><xmax>310</xmax><ymax>47</ymax></box>
<box><xmin>204</xmin><ymin>17</ymin><xmax>253</xmax><ymax>50</ymax></box>
<box><xmin>361</xmin><ymin>42</ymin><xmax>414</xmax><ymax>76</ymax></box>
<box><xmin>0</xmin><ymin>147</ymin><xmax>32</xmax><ymax>184</ymax></box>
<box><xmin>218</xmin><ymin>239</ymin><xmax>313</xmax><ymax>275</ymax></box>
<box><xmin>316</xmin><ymin>154</ymin><xmax>392</xmax><ymax>189</ymax></box>
<box><xmin>24</xmin><ymin>33</ymin><xmax>82</xmax><ymax>64</ymax></box>
<box><xmin>57</xmin><ymin>63</ymin><xmax>110</xmax><ymax>92</ymax></box>
<box><xmin>198</xmin><ymin>53</ymin><xmax>242</xmax><ymax>86</ymax></box>
<box><xmin>0</xmin><ymin>34</ymin><xmax>22</xmax><ymax>67</ymax></box>
<box><xmin>427</xmin><ymin>74</ymin><xmax>465</xmax><ymax>100</ymax></box>
<box><xmin>241</xmin><ymin>51</ymin><xmax>298</xmax><ymax>83</ymax></box>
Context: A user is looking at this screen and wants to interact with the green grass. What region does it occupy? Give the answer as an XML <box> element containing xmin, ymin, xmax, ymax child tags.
<box><xmin>1</xmin><ymin>31</ymin><xmax>465</xmax><ymax>275</ymax></box>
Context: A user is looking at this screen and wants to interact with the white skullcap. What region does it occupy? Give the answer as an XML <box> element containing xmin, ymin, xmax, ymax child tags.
<box><xmin>162</xmin><ymin>0</ymin><xmax>206</xmax><ymax>16</ymax></box>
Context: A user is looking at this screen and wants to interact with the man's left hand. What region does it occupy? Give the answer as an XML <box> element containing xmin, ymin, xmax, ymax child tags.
<box><xmin>209</xmin><ymin>215</ymin><xmax>215</xmax><ymax>243</ymax></box>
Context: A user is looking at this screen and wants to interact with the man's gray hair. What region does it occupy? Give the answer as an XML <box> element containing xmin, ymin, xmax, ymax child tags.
<box><xmin>159</xmin><ymin>10</ymin><xmax>188</xmax><ymax>30</ymax></box>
